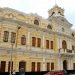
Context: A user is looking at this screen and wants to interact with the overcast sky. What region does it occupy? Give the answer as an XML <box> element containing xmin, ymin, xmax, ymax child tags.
<box><xmin>0</xmin><ymin>0</ymin><xmax>75</xmax><ymax>30</ymax></box>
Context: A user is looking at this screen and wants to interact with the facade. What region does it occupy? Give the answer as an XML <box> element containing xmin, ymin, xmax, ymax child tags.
<box><xmin>0</xmin><ymin>5</ymin><xmax>75</xmax><ymax>72</ymax></box>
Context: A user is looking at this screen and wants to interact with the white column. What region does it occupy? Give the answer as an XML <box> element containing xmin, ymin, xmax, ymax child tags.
<box><xmin>42</xmin><ymin>56</ymin><xmax>46</xmax><ymax>71</ymax></box>
<box><xmin>57</xmin><ymin>37</ymin><xmax>62</xmax><ymax>49</ymax></box>
<box><xmin>69</xmin><ymin>57</ymin><xmax>73</xmax><ymax>70</ymax></box>
<box><xmin>58</xmin><ymin>57</ymin><xmax>60</xmax><ymax>70</ymax></box>
<box><xmin>58</xmin><ymin>54</ymin><xmax>63</xmax><ymax>70</ymax></box>
<box><xmin>67</xmin><ymin>40</ymin><xmax>69</xmax><ymax>49</ymax></box>
<box><xmin>68</xmin><ymin>57</ymin><xmax>71</xmax><ymax>70</ymax></box>
<box><xmin>71</xmin><ymin>58</ymin><xmax>73</xmax><ymax>70</ymax></box>
<box><xmin>61</xmin><ymin>59</ymin><xmax>63</xmax><ymax>70</ymax></box>
<box><xmin>42</xmin><ymin>33</ymin><xmax>46</xmax><ymax>71</ymax></box>
<box><xmin>69</xmin><ymin>40</ymin><xmax>72</xmax><ymax>50</ymax></box>
<box><xmin>58</xmin><ymin>54</ymin><xmax>64</xmax><ymax>70</ymax></box>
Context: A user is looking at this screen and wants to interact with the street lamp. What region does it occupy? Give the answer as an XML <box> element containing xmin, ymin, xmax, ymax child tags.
<box><xmin>10</xmin><ymin>26</ymin><xmax>21</xmax><ymax>75</ymax></box>
<box><xmin>16</xmin><ymin>26</ymin><xmax>21</xmax><ymax>47</ymax></box>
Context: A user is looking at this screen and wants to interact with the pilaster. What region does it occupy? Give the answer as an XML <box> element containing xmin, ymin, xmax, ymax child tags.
<box><xmin>27</xmin><ymin>31</ymin><xmax>30</xmax><ymax>50</ymax></box>
<box><xmin>5</xmin><ymin>61</ymin><xmax>8</xmax><ymax>72</ymax></box>
<box><xmin>42</xmin><ymin>56</ymin><xmax>46</xmax><ymax>71</ymax></box>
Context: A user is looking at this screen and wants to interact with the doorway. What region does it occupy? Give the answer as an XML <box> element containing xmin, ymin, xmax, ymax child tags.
<box><xmin>73</xmin><ymin>63</ymin><xmax>75</xmax><ymax>70</ymax></box>
<box><xmin>63</xmin><ymin>60</ymin><xmax>67</xmax><ymax>70</ymax></box>
<box><xmin>1</xmin><ymin>61</ymin><xmax>6</xmax><ymax>72</ymax></box>
<box><xmin>19</xmin><ymin>61</ymin><xmax>26</xmax><ymax>71</ymax></box>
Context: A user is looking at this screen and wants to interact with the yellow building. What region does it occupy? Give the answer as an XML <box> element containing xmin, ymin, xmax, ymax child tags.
<box><xmin>0</xmin><ymin>5</ymin><xmax>75</xmax><ymax>72</ymax></box>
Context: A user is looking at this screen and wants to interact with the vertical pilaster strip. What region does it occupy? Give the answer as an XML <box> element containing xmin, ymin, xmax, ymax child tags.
<box><xmin>27</xmin><ymin>31</ymin><xmax>30</xmax><ymax>50</ymax></box>
<box><xmin>5</xmin><ymin>61</ymin><xmax>8</xmax><ymax>72</ymax></box>
<box><xmin>42</xmin><ymin>34</ymin><xmax>45</xmax><ymax>51</ymax></box>
<box><xmin>70</xmin><ymin>39</ymin><xmax>72</xmax><ymax>50</ymax></box>
<box><xmin>42</xmin><ymin>56</ymin><xmax>46</xmax><ymax>71</ymax></box>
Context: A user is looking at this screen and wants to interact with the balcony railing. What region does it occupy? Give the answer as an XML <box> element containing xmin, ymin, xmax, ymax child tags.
<box><xmin>59</xmin><ymin>48</ymin><xmax>74</xmax><ymax>53</ymax></box>
<box><xmin>67</xmin><ymin>49</ymin><xmax>72</xmax><ymax>53</ymax></box>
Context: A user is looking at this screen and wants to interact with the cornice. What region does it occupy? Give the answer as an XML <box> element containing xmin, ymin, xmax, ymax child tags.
<box><xmin>0</xmin><ymin>17</ymin><xmax>75</xmax><ymax>40</ymax></box>
<box><xmin>0</xmin><ymin>47</ymin><xmax>75</xmax><ymax>58</ymax></box>
<box><xmin>0</xmin><ymin>47</ymin><xmax>57</xmax><ymax>58</ymax></box>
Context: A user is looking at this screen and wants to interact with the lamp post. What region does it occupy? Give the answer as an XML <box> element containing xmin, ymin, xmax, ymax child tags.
<box><xmin>16</xmin><ymin>26</ymin><xmax>21</xmax><ymax>47</ymax></box>
<box><xmin>10</xmin><ymin>42</ymin><xmax>14</xmax><ymax>75</ymax></box>
<box><xmin>10</xmin><ymin>26</ymin><xmax>21</xmax><ymax>75</ymax></box>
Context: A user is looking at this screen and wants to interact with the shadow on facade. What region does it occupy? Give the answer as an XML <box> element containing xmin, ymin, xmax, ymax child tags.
<box><xmin>0</xmin><ymin>71</ymin><xmax>48</xmax><ymax>75</ymax></box>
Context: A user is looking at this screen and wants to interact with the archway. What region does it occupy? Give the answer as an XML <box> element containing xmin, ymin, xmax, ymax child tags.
<box><xmin>1</xmin><ymin>61</ymin><xmax>6</xmax><ymax>72</ymax></box>
<box><xmin>62</xmin><ymin>40</ymin><xmax>67</xmax><ymax>49</ymax></box>
<box><xmin>19</xmin><ymin>61</ymin><xmax>26</xmax><ymax>71</ymax></box>
<box><xmin>63</xmin><ymin>60</ymin><xmax>67</xmax><ymax>70</ymax></box>
<box><xmin>34</xmin><ymin>19</ymin><xmax>39</xmax><ymax>25</ymax></box>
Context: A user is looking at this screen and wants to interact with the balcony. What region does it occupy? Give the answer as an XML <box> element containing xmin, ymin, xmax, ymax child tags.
<box><xmin>67</xmin><ymin>49</ymin><xmax>72</xmax><ymax>53</ymax></box>
<box><xmin>59</xmin><ymin>48</ymin><xmax>74</xmax><ymax>53</ymax></box>
<box><xmin>58</xmin><ymin>48</ymin><xmax>75</xmax><ymax>57</ymax></box>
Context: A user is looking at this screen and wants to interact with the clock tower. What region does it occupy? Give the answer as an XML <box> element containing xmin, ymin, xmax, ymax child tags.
<box><xmin>48</xmin><ymin>5</ymin><xmax>64</xmax><ymax>17</ymax></box>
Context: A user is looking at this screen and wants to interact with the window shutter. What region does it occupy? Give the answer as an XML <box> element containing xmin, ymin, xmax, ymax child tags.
<box><xmin>3</xmin><ymin>31</ymin><xmax>9</xmax><ymax>42</ymax></box>
<box><xmin>32</xmin><ymin>37</ymin><xmax>36</xmax><ymax>47</ymax></box>
<box><xmin>11</xmin><ymin>32</ymin><xmax>16</xmax><ymax>43</ymax></box>
<box><xmin>37</xmin><ymin>62</ymin><xmax>41</xmax><ymax>71</ymax></box>
<box><xmin>51</xmin><ymin>63</ymin><xmax>54</xmax><ymax>70</ymax></box>
<box><xmin>32</xmin><ymin>62</ymin><xmax>35</xmax><ymax>71</ymax></box>
<box><xmin>46</xmin><ymin>40</ymin><xmax>49</xmax><ymax>49</ymax></box>
<box><xmin>37</xmin><ymin>38</ymin><xmax>41</xmax><ymax>47</ymax></box>
<box><xmin>51</xmin><ymin>41</ymin><xmax>53</xmax><ymax>49</ymax></box>
<box><xmin>47</xmin><ymin>63</ymin><xmax>50</xmax><ymax>71</ymax></box>
<box><xmin>21</xmin><ymin>35</ymin><xmax>26</xmax><ymax>45</ymax></box>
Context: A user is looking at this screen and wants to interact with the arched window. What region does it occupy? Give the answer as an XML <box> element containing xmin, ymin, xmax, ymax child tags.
<box><xmin>34</xmin><ymin>20</ymin><xmax>39</xmax><ymax>25</ymax></box>
<box><xmin>47</xmin><ymin>25</ymin><xmax>52</xmax><ymax>29</ymax></box>
<box><xmin>62</xmin><ymin>40</ymin><xmax>67</xmax><ymax>49</ymax></box>
<box><xmin>5</xmin><ymin>13</ymin><xmax>14</xmax><ymax>18</ymax></box>
<box><xmin>72</xmin><ymin>45</ymin><xmax>74</xmax><ymax>50</ymax></box>
<box><xmin>51</xmin><ymin>12</ymin><xmax>55</xmax><ymax>16</ymax></box>
<box><xmin>72</xmin><ymin>33</ymin><xmax>74</xmax><ymax>37</ymax></box>
<box><xmin>21</xmin><ymin>35</ymin><xmax>26</xmax><ymax>45</ymax></box>
<box><xmin>58</xmin><ymin>12</ymin><xmax>61</xmax><ymax>15</ymax></box>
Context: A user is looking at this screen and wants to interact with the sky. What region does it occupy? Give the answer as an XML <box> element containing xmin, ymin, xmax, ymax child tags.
<box><xmin>0</xmin><ymin>0</ymin><xmax>75</xmax><ymax>30</ymax></box>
